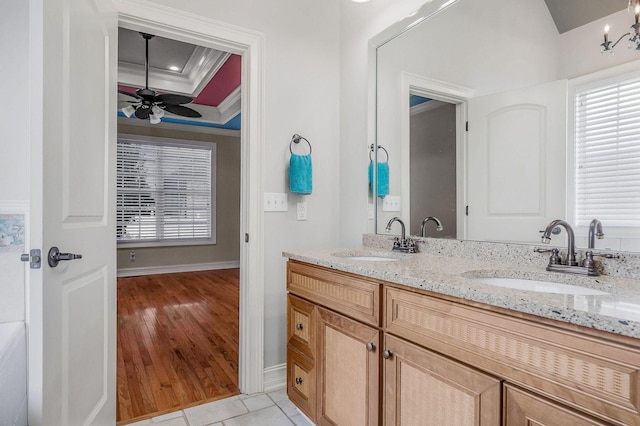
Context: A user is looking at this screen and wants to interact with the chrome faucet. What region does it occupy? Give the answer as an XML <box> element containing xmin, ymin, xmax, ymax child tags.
<box><xmin>588</xmin><ymin>219</ymin><xmax>604</xmax><ymax>249</ymax></box>
<box><xmin>386</xmin><ymin>217</ymin><xmax>416</xmax><ymax>253</ymax></box>
<box><xmin>420</xmin><ymin>216</ymin><xmax>443</xmax><ymax>237</ymax></box>
<box><xmin>540</xmin><ymin>219</ymin><xmax>599</xmax><ymax>276</ymax></box>
<box><xmin>541</xmin><ymin>219</ymin><xmax>577</xmax><ymax>266</ymax></box>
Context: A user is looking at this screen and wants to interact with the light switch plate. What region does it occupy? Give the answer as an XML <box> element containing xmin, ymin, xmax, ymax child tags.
<box><xmin>382</xmin><ymin>195</ymin><xmax>401</xmax><ymax>212</ymax></box>
<box><xmin>264</xmin><ymin>192</ymin><xmax>288</xmax><ymax>211</ymax></box>
<box><xmin>368</xmin><ymin>203</ymin><xmax>375</xmax><ymax>219</ymax></box>
<box><xmin>297</xmin><ymin>201</ymin><xmax>307</xmax><ymax>220</ymax></box>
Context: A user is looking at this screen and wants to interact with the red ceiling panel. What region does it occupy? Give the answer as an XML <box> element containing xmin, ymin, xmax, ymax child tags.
<box><xmin>194</xmin><ymin>54</ymin><xmax>241</xmax><ymax>107</ymax></box>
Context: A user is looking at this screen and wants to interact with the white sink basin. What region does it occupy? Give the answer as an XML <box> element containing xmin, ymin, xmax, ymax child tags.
<box><xmin>346</xmin><ymin>256</ymin><xmax>399</xmax><ymax>262</ymax></box>
<box><xmin>472</xmin><ymin>277</ymin><xmax>609</xmax><ymax>295</ymax></box>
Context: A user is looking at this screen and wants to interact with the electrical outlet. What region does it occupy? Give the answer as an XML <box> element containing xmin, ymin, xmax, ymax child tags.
<box><xmin>297</xmin><ymin>201</ymin><xmax>308</xmax><ymax>221</ymax></box>
<box><xmin>129</xmin><ymin>250</ymin><xmax>135</xmax><ymax>262</ymax></box>
<box><xmin>264</xmin><ymin>192</ymin><xmax>288</xmax><ymax>212</ymax></box>
<box><xmin>382</xmin><ymin>195</ymin><xmax>401</xmax><ymax>212</ymax></box>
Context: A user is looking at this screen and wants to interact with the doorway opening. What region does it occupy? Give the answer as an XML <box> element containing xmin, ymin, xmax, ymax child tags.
<box><xmin>113</xmin><ymin>16</ymin><xmax>253</xmax><ymax>423</ymax></box>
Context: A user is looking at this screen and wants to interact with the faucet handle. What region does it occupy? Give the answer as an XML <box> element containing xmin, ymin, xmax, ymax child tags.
<box><xmin>590</xmin><ymin>251</ymin><xmax>620</xmax><ymax>259</ymax></box>
<box><xmin>533</xmin><ymin>247</ymin><xmax>561</xmax><ymax>264</ymax></box>
<box><xmin>533</xmin><ymin>247</ymin><xmax>554</xmax><ymax>253</ymax></box>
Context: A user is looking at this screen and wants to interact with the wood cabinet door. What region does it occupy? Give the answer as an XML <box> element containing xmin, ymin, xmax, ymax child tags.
<box><xmin>316</xmin><ymin>307</ymin><xmax>380</xmax><ymax>426</ymax></box>
<box><xmin>384</xmin><ymin>334</ymin><xmax>501</xmax><ymax>426</ymax></box>
<box><xmin>504</xmin><ymin>384</ymin><xmax>612</xmax><ymax>426</ymax></box>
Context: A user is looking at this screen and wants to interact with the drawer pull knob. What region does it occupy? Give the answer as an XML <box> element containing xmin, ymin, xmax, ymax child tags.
<box><xmin>382</xmin><ymin>350</ymin><xmax>393</xmax><ymax>360</ymax></box>
<box><xmin>295</xmin><ymin>377</ymin><xmax>303</xmax><ymax>384</ymax></box>
<box><xmin>295</xmin><ymin>323</ymin><xmax>303</xmax><ymax>330</ymax></box>
<box><xmin>366</xmin><ymin>342</ymin><xmax>376</xmax><ymax>352</ymax></box>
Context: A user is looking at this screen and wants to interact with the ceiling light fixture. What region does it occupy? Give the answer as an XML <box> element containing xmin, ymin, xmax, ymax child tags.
<box><xmin>351</xmin><ymin>0</ymin><xmax>370</xmax><ymax>3</ymax></box>
<box><xmin>601</xmin><ymin>0</ymin><xmax>640</xmax><ymax>53</ymax></box>
<box><xmin>168</xmin><ymin>65</ymin><xmax>180</xmax><ymax>71</ymax></box>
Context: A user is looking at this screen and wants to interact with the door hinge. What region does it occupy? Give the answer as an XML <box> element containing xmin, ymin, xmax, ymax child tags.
<box><xmin>465</xmin><ymin>205</ymin><xmax>469</xmax><ymax>216</ymax></box>
<box><xmin>20</xmin><ymin>249</ymin><xmax>42</xmax><ymax>269</ymax></box>
<box><xmin>465</xmin><ymin>121</ymin><xmax>469</xmax><ymax>131</ymax></box>
<box><xmin>245</xmin><ymin>233</ymin><xmax>250</xmax><ymax>243</ymax></box>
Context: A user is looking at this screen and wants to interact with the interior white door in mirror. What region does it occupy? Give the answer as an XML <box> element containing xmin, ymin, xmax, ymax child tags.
<box><xmin>37</xmin><ymin>0</ymin><xmax>117</xmax><ymax>423</ymax></box>
<box><xmin>466</xmin><ymin>80</ymin><xmax>567</xmax><ymax>243</ymax></box>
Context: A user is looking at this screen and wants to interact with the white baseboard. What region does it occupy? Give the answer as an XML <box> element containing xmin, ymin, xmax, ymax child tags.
<box><xmin>263</xmin><ymin>363</ymin><xmax>286</xmax><ymax>393</ymax></box>
<box><xmin>117</xmin><ymin>261</ymin><xmax>240</xmax><ymax>277</ymax></box>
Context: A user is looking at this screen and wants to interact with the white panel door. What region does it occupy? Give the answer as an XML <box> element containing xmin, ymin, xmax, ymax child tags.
<box><xmin>466</xmin><ymin>80</ymin><xmax>567</xmax><ymax>243</ymax></box>
<box><xmin>37</xmin><ymin>0</ymin><xmax>117</xmax><ymax>424</ymax></box>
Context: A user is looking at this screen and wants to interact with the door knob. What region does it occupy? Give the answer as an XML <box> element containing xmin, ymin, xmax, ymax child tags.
<box><xmin>295</xmin><ymin>323</ymin><xmax>303</xmax><ymax>330</ymax></box>
<box><xmin>366</xmin><ymin>342</ymin><xmax>376</xmax><ymax>352</ymax></box>
<box><xmin>382</xmin><ymin>350</ymin><xmax>393</xmax><ymax>359</ymax></box>
<box><xmin>48</xmin><ymin>246</ymin><xmax>82</xmax><ymax>267</ymax></box>
<box><xmin>295</xmin><ymin>377</ymin><xmax>303</xmax><ymax>385</ymax></box>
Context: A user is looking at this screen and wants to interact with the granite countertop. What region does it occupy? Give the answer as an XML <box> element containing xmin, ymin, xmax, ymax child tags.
<box><xmin>283</xmin><ymin>246</ymin><xmax>640</xmax><ymax>340</ymax></box>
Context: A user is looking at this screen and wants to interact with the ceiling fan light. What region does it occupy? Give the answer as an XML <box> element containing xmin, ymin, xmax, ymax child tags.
<box><xmin>122</xmin><ymin>105</ymin><xmax>136</xmax><ymax>118</ymax></box>
<box><xmin>149</xmin><ymin>113</ymin><xmax>162</xmax><ymax>125</ymax></box>
<box><xmin>151</xmin><ymin>105</ymin><xmax>165</xmax><ymax>119</ymax></box>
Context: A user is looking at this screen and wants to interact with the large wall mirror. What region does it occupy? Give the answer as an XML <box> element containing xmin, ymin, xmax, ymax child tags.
<box><xmin>372</xmin><ymin>0</ymin><xmax>640</xmax><ymax>252</ymax></box>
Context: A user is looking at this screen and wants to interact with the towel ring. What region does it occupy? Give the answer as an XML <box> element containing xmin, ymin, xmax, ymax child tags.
<box><xmin>290</xmin><ymin>134</ymin><xmax>312</xmax><ymax>155</ymax></box>
<box><xmin>369</xmin><ymin>144</ymin><xmax>389</xmax><ymax>162</ymax></box>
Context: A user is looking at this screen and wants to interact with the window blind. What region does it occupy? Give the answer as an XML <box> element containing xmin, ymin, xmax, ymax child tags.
<box><xmin>117</xmin><ymin>139</ymin><xmax>213</xmax><ymax>243</ymax></box>
<box><xmin>575</xmin><ymin>75</ymin><xmax>640</xmax><ymax>228</ymax></box>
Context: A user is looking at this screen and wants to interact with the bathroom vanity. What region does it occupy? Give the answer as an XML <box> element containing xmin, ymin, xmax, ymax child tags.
<box><xmin>284</xmin><ymin>239</ymin><xmax>640</xmax><ymax>426</ymax></box>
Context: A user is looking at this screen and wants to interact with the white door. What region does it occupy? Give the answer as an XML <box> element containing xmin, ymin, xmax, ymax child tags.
<box><xmin>31</xmin><ymin>0</ymin><xmax>117</xmax><ymax>424</ymax></box>
<box><xmin>466</xmin><ymin>80</ymin><xmax>567</xmax><ymax>243</ymax></box>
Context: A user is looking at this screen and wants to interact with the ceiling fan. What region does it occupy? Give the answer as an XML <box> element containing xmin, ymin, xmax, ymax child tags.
<box><xmin>119</xmin><ymin>32</ymin><xmax>202</xmax><ymax>124</ymax></box>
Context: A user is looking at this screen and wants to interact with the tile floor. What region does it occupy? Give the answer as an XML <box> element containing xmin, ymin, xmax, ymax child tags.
<box><xmin>127</xmin><ymin>389</ymin><xmax>314</xmax><ymax>426</ymax></box>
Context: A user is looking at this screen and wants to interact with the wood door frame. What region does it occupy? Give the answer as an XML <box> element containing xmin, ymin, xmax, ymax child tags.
<box><xmin>116</xmin><ymin>1</ymin><xmax>266</xmax><ymax>394</ymax></box>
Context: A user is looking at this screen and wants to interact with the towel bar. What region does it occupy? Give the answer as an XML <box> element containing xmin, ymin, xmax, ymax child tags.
<box><xmin>290</xmin><ymin>134</ymin><xmax>312</xmax><ymax>155</ymax></box>
<box><xmin>369</xmin><ymin>144</ymin><xmax>389</xmax><ymax>162</ymax></box>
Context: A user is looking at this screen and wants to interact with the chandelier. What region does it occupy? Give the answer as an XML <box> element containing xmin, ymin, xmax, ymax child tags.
<box><xmin>601</xmin><ymin>0</ymin><xmax>640</xmax><ymax>53</ymax></box>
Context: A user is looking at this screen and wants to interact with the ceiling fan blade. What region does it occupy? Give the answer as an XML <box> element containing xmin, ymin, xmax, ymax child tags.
<box><xmin>134</xmin><ymin>106</ymin><xmax>151</xmax><ymax>119</ymax></box>
<box><xmin>155</xmin><ymin>93</ymin><xmax>194</xmax><ymax>105</ymax></box>
<box><xmin>118</xmin><ymin>90</ymin><xmax>141</xmax><ymax>100</ymax></box>
<box><xmin>163</xmin><ymin>104</ymin><xmax>202</xmax><ymax>118</ymax></box>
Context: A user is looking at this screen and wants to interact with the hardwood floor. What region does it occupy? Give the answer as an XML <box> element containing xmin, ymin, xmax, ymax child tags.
<box><xmin>116</xmin><ymin>269</ymin><xmax>240</xmax><ymax>424</ymax></box>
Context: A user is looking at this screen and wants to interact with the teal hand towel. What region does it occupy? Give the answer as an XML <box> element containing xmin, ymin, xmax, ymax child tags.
<box><xmin>290</xmin><ymin>153</ymin><xmax>312</xmax><ymax>195</ymax></box>
<box><xmin>368</xmin><ymin>161</ymin><xmax>389</xmax><ymax>197</ymax></box>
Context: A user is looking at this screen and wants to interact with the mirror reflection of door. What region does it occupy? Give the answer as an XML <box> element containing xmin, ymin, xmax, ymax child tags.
<box><xmin>409</xmin><ymin>95</ymin><xmax>457</xmax><ymax>238</ymax></box>
<box><xmin>466</xmin><ymin>79</ymin><xmax>567</xmax><ymax>243</ymax></box>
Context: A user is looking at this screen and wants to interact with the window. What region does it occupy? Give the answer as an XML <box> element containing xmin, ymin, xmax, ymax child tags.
<box><xmin>117</xmin><ymin>136</ymin><xmax>216</xmax><ymax>245</ymax></box>
<box><xmin>574</xmin><ymin>73</ymin><xmax>640</xmax><ymax>229</ymax></box>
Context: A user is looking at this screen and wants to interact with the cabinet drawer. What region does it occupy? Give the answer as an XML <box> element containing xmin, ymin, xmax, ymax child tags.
<box><xmin>287</xmin><ymin>347</ymin><xmax>316</xmax><ymax>421</ymax></box>
<box><xmin>287</xmin><ymin>294</ymin><xmax>315</xmax><ymax>360</ymax></box>
<box><xmin>288</xmin><ymin>261</ymin><xmax>381</xmax><ymax>326</ymax></box>
<box><xmin>504</xmin><ymin>384</ymin><xmax>611</xmax><ymax>425</ymax></box>
<box><xmin>385</xmin><ymin>286</ymin><xmax>640</xmax><ymax>426</ymax></box>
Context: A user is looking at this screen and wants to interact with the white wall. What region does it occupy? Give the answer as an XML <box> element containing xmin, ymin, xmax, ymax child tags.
<box><xmin>0</xmin><ymin>0</ymin><xmax>30</xmax><ymax>324</ymax></box>
<box><xmin>151</xmin><ymin>0</ymin><xmax>342</xmax><ymax>369</ymax></box>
